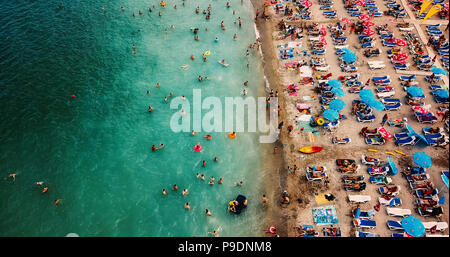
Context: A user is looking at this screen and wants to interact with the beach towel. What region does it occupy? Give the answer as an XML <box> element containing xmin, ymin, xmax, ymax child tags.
<box><xmin>315</xmin><ymin>194</ymin><xmax>335</xmax><ymax>205</ymax></box>
<box><xmin>312</xmin><ymin>205</ymin><xmax>339</xmax><ymax>226</ymax></box>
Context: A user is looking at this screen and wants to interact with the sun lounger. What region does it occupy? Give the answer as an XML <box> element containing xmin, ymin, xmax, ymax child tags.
<box><xmin>434</xmin><ymin>96</ymin><xmax>449</xmax><ymax>104</ymax></box>
<box><xmin>416</xmin><ymin>114</ymin><xmax>437</xmax><ymax>124</ymax></box>
<box><xmin>424</xmin><ymin>133</ymin><xmax>444</xmax><ymax>141</ymax></box>
<box><xmin>384</xmin><ymin>102</ymin><xmax>401</xmax><ymax>111</ymax></box>
<box><xmin>395</xmin><ymin>136</ymin><xmax>416</xmax><ymax>146</ymax></box>
<box><xmin>426</xmin><ymin>234</ymin><xmax>449</xmax><ymax>237</ymax></box>
<box><xmin>353</xmin><ymin>219</ymin><xmax>377</xmax><ymax>229</ymax></box>
<box><xmin>386</xmin><ymin>207</ymin><xmax>411</xmax><ymax>218</ymax></box>
<box><xmin>418</xmin><ymin>206</ymin><xmax>444</xmax><ymax>217</ymax></box>
<box><xmin>368</xmin><ymin>167</ymin><xmax>389</xmax><ymax>176</ymax></box>
<box><xmin>381</xmin><ymin>98</ymin><xmax>400</xmax><ymax>103</ymax></box>
<box><xmin>379</xmin><ymin>185</ymin><xmax>400</xmax><ymax>195</ymax></box>
<box><xmin>377</xmin><ymin>91</ymin><xmax>395</xmax><ymax>98</ymax></box>
<box><xmin>430</xmin><ymin>85</ymin><xmax>443</xmax><ymax>90</ymax></box>
<box><xmin>369</xmin><ymin>176</ymin><xmax>392</xmax><ymax>185</ymax></box>
<box><xmin>312</xmin><ymin>49</ymin><xmax>326</xmax><ymax>55</ymax></box>
<box><xmin>357</xmin><ymin>114</ymin><xmax>376</xmax><ymax>123</ymax></box>
<box><xmin>394</xmin><ymin>63</ymin><xmax>409</xmax><ymax>70</ymax></box>
<box><xmin>358</xmin><ymin>209</ymin><xmax>376</xmax><ymax>220</ymax></box>
<box><xmin>368</xmin><ymin>61</ymin><xmax>386</xmax><ymax>70</ymax></box>
<box><xmin>378</xmin><ymin>196</ymin><xmax>402</xmax><ymax>207</ymax></box>
<box><xmin>383</xmin><ymin>41</ymin><xmax>397</xmax><ymax>47</ymax></box>
<box><xmin>348</xmin><ymin>195</ymin><xmax>371</xmax><ymax>204</ymax></box>
<box><xmin>406</xmin><ymin>174</ymin><xmax>430</xmax><ymax>183</ymax></box>
<box><xmin>373</xmin><ymin>79</ymin><xmax>391</xmax><ymax>85</ymax></box>
<box><xmin>399</xmin><ymin>74</ymin><xmax>416</xmax><ymax>81</ymax></box>
<box><xmin>362</xmin><ymin>42</ymin><xmax>376</xmax><ymax>48</ymax></box>
<box><xmin>387</xmin><ymin>220</ymin><xmax>404</xmax><ymax>231</ymax></box>
<box><xmin>422</xmin><ymin>222</ymin><xmax>448</xmax><ymax>232</ymax></box>
<box><xmin>355</xmin><ymin>231</ymin><xmax>380</xmax><ymax>237</ymax></box>
<box><xmin>394</xmin><ymin>132</ymin><xmax>409</xmax><ymax>140</ymax></box>
<box><xmin>392</xmin><ymin>233</ymin><xmax>405</xmax><ymax>237</ymax></box>
<box><xmin>334</xmin><ymin>45</ymin><xmax>348</xmax><ymax>50</ymax></box>
<box><xmin>415</xmin><ymin>188</ymin><xmax>439</xmax><ymax>199</ymax></box>
<box><xmin>315</xmin><ymin>65</ymin><xmax>330</xmax><ymax>72</ymax></box>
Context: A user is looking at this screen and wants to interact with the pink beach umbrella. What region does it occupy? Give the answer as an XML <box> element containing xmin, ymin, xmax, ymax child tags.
<box><xmin>320</xmin><ymin>35</ymin><xmax>327</xmax><ymax>45</ymax></box>
<box><xmin>356</xmin><ymin>0</ymin><xmax>366</xmax><ymax>6</ymax></box>
<box><xmin>363</xmin><ymin>28</ymin><xmax>376</xmax><ymax>36</ymax></box>
<box><xmin>358</xmin><ymin>14</ymin><xmax>371</xmax><ymax>21</ymax></box>
<box><xmin>363</xmin><ymin>21</ymin><xmax>375</xmax><ymax>27</ymax></box>
<box><xmin>341</xmin><ymin>18</ymin><xmax>351</xmax><ymax>25</ymax></box>
<box><xmin>320</xmin><ymin>25</ymin><xmax>327</xmax><ymax>36</ymax></box>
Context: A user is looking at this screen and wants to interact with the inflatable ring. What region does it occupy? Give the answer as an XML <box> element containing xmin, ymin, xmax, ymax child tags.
<box><xmin>395</xmin><ymin>150</ymin><xmax>406</xmax><ymax>155</ymax></box>
<box><xmin>228</xmin><ymin>132</ymin><xmax>236</xmax><ymax>138</ymax></box>
<box><xmin>368</xmin><ymin>149</ymin><xmax>378</xmax><ymax>152</ymax></box>
<box><xmin>268</xmin><ymin>226</ymin><xmax>276</xmax><ymax>234</ymax></box>
<box><xmin>338</xmin><ymin>76</ymin><xmax>346</xmax><ymax>81</ymax></box>
<box><xmin>204</xmin><ymin>50</ymin><xmax>211</xmax><ymax>56</ymax></box>
<box><xmin>205</xmin><ymin>134</ymin><xmax>212</xmax><ymax>140</ymax></box>
<box><xmin>317</xmin><ymin>118</ymin><xmax>325</xmax><ymax>126</ymax></box>
<box><xmin>194</xmin><ymin>144</ymin><xmax>202</xmax><ymax>152</ymax></box>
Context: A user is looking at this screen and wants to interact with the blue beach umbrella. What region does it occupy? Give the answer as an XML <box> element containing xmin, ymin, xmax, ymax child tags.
<box><xmin>406</xmin><ymin>86</ymin><xmax>424</xmax><ymax>98</ymax></box>
<box><xmin>359</xmin><ymin>88</ymin><xmax>374</xmax><ymax>98</ymax></box>
<box><xmin>343</xmin><ymin>53</ymin><xmax>357</xmax><ymax>63</ymax></box>
<box><xmin>431</xmin><ymin>67</ymin><xmax>447</xmax><ymax>75</ymax></box>
<box><xmin>328</xmin><ymin>79</ymin><xmax>343</xmax><ymax>88</ymax></box>
<box><xmin>387</xmin><ymin>156</ymin><xmax>398</xmax><ymax>175</ymax></box>
<box><xmin>323</xmin><ymin>109</ymin><xmax>339</xmax><ymax>121</ymax></box>
<box><xmin>367</xmin><ymin>99</ymin><xmax>385</xmax><ymax>111</ymax></box>
<box><xmin>329</xmin><ymin>99</ymin><xmax>346</xmax><ymax>111</ymax></box>
<box><xmin>342</xmin><ymin>48</ymin><xmax>354</xmax><ymax>55</ymax></box>
<box><xmin>401</xmin><ymin>216</ymin><xmax>425</xmax><ymax>237</ymax></box>
<box><xmin>435</xmin><ymin>90</ymin><xmax>449</xmax><ymax>98</ymax></box>
<box><xmin>438</xmin><ymin>196</ymin><xmax>446</xmax><ymax>205</ymax></box>
<box><xmin>405</xmin><ymin>124</ymin><xmax>429</xmax><ymax>145</ymax></box>
<box><xmin>413</xmin><ymin>152</ymin><xmax>432</xmax><ymax>168</ymax></box>
<box><xmin>331</xmin><ymin>87</ymin><xmax>346</xmax><ymax>97</ymax></box>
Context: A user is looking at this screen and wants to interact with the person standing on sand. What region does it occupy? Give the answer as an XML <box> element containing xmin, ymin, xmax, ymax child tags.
<box><xmin>442</xmin><ymin>110</ymin><xmax>449</xmax><ymax>123</ymax></box>
<box><xmin>381</xmin><ymin>113</ymin><xmax>388</xmax><ymax>126</ymax></box>
<box><xmin>262</xmin><ymin>195</ymin><xmax>268</xmax><ymax>206</ymax></box>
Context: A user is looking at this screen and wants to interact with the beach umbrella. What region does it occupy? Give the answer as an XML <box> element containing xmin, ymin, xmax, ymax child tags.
<box><xmin>359</xmin><ymin>88</ymin><xmax>375</xmax><ymax>99</ymax></box>
<box><xmin>342</xmin><ymin>48</ymin><xmax>354</xmax><ymax>55</ymax></box>
<box><xmin>435</xmin><ymin>90</ymin><xmax>449</xmax><ymax>98</ymax></box>
<box><xmin>358</xmin><ymin>14</ymin><xmax>371</xmax><ymax>21</ymax></box>
<box><xmin>407</xmin><ymin>86</ymin><xmax>424</xmax><ymax>98</ymax></box>
<box><xmin>431</xmin><ymin>67</ymin><xmax>447</xmax><ymax>75</ymax></box>
<box><xmin>329</xmin><ymin>99</ymin><xmax>346</xmax><ymax>111</ymax></box>
<box><xmin>412</xmin><ymin>105</ymin><xmax>429</xmax><ymax>115</ymax></box>
<box><xmin>401</xmin><ymin>216</ymin><xmax>425</xmax><ymax>237</ymax></box>
<box><xmin>343</xmin><ymin>52</ymin><xmax>357</xmax><ymax>63</ymax></box>
<box><xmin>328</xmin><ymin>79</ymin><xmax>343</xmax><ymax>88</ymax></box>
<box><xmin>363</xmin><ymin>28</ymin><xmax>376</xmax><ymax>36</ymax></box>
<box><xmin>366</xmin><ymin>99</ymin><xmax>385</xmax><ymax>111</ymax></box>
<box><xmin>405</xmin><ymin>124</ymin><xmax>429</xmax><ymax>146</ymax></box>
<box><xmin>413</xmin><ymin>152</ymin><xmax>432</xmax><ymax>168</ymax></box>
<box><xmin>341</xmin><ymin>18</ymin><xmax>351</xmax><ymax>24</ymax></box>
<box><xmin>438</xmin><ymin>196</ymin><xmax>446</xmax><ymax>205</ymax></box>
<box><xmin>396</xmin><ymin>39</ymin><xmax>407</xmax><ymax>46</ymax></box>
<box><xmin>363</xmin><ymin>21</ymin><xmax>375</xmax><ymax>27</ymax></box>
<box><xmin>323</xmin><ymin>109</ymin><xmax>339</xmax><ymax>121</ymax></box>
<box><xmin>387</xmin><ymin>156</ymin><xmax>398</xmax><ymax>175</ymax></box>
<box><xmin>303</xmin><ymin>1</ymin><xmax>313</xmax><ymax>7</ymax></box>
<box><xmin>441</xmin><ymin>172</ymin><xmax>449</xmax><ymax>188</ymax></box>
<box><xmin>356</xmin><ymin>0</ymin><xmax>366</xmax><ymax>6</ymax></box>
<box><xmin>331</xmin><ymin>87</ymin><xmax>346</xmax><ymax>97</ymax></box>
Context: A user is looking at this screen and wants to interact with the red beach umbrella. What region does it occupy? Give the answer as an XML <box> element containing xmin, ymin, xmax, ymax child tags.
<box><xmin>303</xmin><ymin>1</ymin><xmax>313</xmax><ymax>7</ymax></box>
<box><xmin>363</xmin><ymin>28</ymin><xmax>375</xmax><ymax>36</ymax></box>
<box><xmin>341</xmin><ymin>18</ymin><xmax>351</xmax><ymax>24</ymax></box>
<box><xmin>396</xmin><ymin>39</ymin><xmax>407</xmax><ymax>47</ymax></box>
<box><xmin>359</xmin><ymin>14</ymin><xmax>370</xmax><ymax>21</ymax></box>
<box><xmin>356</xmin><ymin>0</ymin><xmax>366</xmax><ymax>6</ymax></box>
<box><xmin>363</xmin><ymin>21</ymin><xmax>375</xmax><ymax>27</ymax></box>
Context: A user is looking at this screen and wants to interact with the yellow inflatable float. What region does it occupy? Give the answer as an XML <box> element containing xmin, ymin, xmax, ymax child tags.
<box><xmin>228</xmin><ymin>132</ymin><xmax>236</xmax><ymax>139</ymax></box>
<box><xmin>395</xmin><ymin>150</ymin><xmax>406</xmax><ymax>156</ymax></box>
<box><xmin>385</xmin><ymin>152</ymin><xmax>396</xmax><ymax>156</ymax></box>
<box><xmin>368</xmin><ymin>149</ymin><xmax>378</xmax><ymax>152</ymax></box>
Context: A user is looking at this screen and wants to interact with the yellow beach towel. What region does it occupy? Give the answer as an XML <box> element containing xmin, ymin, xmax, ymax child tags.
<box><xmin>315</xmin><ymin>194</ymin><xmax>334</xmax><ymax>205</ymax></box>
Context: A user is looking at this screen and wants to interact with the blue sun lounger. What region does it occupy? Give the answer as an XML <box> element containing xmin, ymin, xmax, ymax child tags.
<box><xmin>372</xmin><ymin>75</ymin><xmax>389</xmax><ymax>81</ymax></box>
<box><xmin>354</xmin><ymin>219</ymin><xmax>377</xmax><ymax>229</ymax></box>
<box><xmin>382</xmin><ymin>98</ymin><xmax>400</xmax><ymax>103</ymax></box>
<box><xmin>357</xmin><ymin>114</ymin><xmax>376</xmax><ymax>123</ymax></box>
<box><xmin>350</xmin><ymin>12</ymin><xmax>363</xmax><ymax>16</ymax></box>
<box><xmin>395</xmin><ymin>136</ymin><xmax>416</xmax><ymax>146</ymax></box>
<box><xmin>387</xmin><ymin>220</ymin><xmax>404</xmax><ymax>231</ymax></box>
<box><xmin>320</xmin><ymin>5</ymin><xmax>333</xmax><ymax>10</ymax></box>
<box><xmin>385</xmin><ymin>102</ymin><xmax>401</xmax><ymax>111</ymax></box>
<box><xmin>312</xmin><ymin>49</ymin><xmax>326</xmax><ymax>55</ymax></box>
<box><xmin>424</xmin><ymin>133</ymin><xmax>444</xmax><ymax>142</ymax></box>
<box><xmin>434</xmin><ymin>96</ymin><xmax>449</xmax><ymax>104</ymax></box>
<box><xmin>383</xmin><ymin>41</ymin><xmax>397</xmax><ymax>47</ymax></box>
<box><xmin>394</xmin><ymin>63</ymin><xmax>408</xmax><ymax>70</ymax></box>
<box><xmin>392</xmin><ymin>233</ymin><xmax>405</xmax><ymax>237</ymax></box>
<box><xmin>394</xmin><ymin>132</ymin><xmax>409</xmax><ymax>140</ymax></box>
<box><xmin>399</xmin><ymin>74</ymin><xmax>416</xmax><ymax>81</ymax></box>
<box><xmin>356</xmin><ymin>231</ymin><xmax>380</xmax><ymax>237</ymax></box>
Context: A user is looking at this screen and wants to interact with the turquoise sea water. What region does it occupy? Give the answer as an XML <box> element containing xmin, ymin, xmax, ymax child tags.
<box><xmin>0</xmin><ymin>0</ymin><xmax>267</xmax><ymax>236</ymax></box>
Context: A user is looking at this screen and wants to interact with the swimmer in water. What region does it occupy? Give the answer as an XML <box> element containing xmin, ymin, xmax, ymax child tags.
<box><xmin>147</xmin><ymin>90</ymin><xmax>150</xmax><ymax>94</ymax></box>
<box><xmin>156</xmin><ymin>83</ymin><xmax>160</xmax><ymax>88</ymax></box>
<box><xmin>205</xmin><ymin>134</ymin><xmax>212</xmax><ymax>140</ymax></box>
<box><xmin>202</xmin><ymin>160</ymin><xmax>206</xmax><ymax>167</ymax></box>
<box><xmin>218</xmin><ymin>178</ymin><xmax>223</xmax><ymax>184</ymax></box>
<box><xmin>244</xmin><ymin>81</ymin><xmax>248</xmax><ymax>86</ymax></box>
<box><xmin>54</xmin><ymin>199</ymin><xmax>62</xmax><ymax>206</ymax></box>
<box><xmin>173</xmin><ymin>184</ymin><xmax>178</xmax><ymax>191</ymax></box>
<box><xmin>233</xmin><ymin>34</ymin><xmax>237</xmax><ymax>40</ymax></box>
<box><xmin>170</xmin><ymin>25</ymin><xmax>174</xmax><ymax>30</ymax></box>
<box><xmin>205</xmin><ymin>209</ymin><xmax>212</xmax><ymax>216</ymax></box>
<box><xmin>198</xmin><ymin>76</ymin><xmax>203</xmax><ymax>82</ymax></box>
<box><xmin>202</xmin><ymin>55</ymin><xmax>207</xmax><ymax>62</ymax></box>
<box><xmin>196</xmin><ymin>173</ymin><xmax>200</xmax><ymax>178</ymax></box>
<box><xmin>181</xmin><ymin>95</ymin><xmax>186</xmax><ymax>100</ymax></box>
<box><xmin>194</xmin><ymin>35</ymin><xmax>199</xmax><ymax>41</ymax></box>
<box><xmin>168</xmin><ymin>92</ymin><xmax>173</xmax><ymax>97</ymax></box>
<box><xmin>243</xmin><ymin>89</ymin><xmax>247</xmax><ymax>96</ymax></box>
<box><xmin>190</xmin><ymin>55</ymin><xmax>195</xmax><ymax>60</ymax></box>
<box><xmin>191</xmin><ymin>130</ymin><xmax>196</xmax><ymax>136</ymax></box>
<box><xmin>181</xmin><ymin>65</ymin><xmax>189</xmax><ymax>69</ymax></box>
<box><xmin>164</xmin><ymin>96</ymin><xmax>168</xmax><ymax>103</ymax></box>
<box><xmin>159</xmin><ymin>12</ymin><xmax>162</xmax><ymax>17</ymax></box>
<box><xmin>220</xmin><ymin>59</ymin><xmax>227</xmax><ymax>65</ymax></box>
<box><xmin>149</xmin><ymin>8</ymin><xmax>152</xmax><ymax>12</ymax></box>
<box><xmin>164</xmin><ymin>29</ymin><xmax>168</xmax><ymax>34</ymax></box>
<box><xmin>101</xmin><ymin>6</ymin><xmax>105</xmax><ymax>12</ymax></box>
<box><xmin>132</xmin><ymin>12</ymin><xmax>135</xmax><ymax>17</ymax></box>
<box><xmin>214</xmin><ymin>157</ymin><xmax>218</xmax><ymax>162</ymax></box>
<box><xmin>160</xmin><ymin>144</ymin><xmax>165</xmax><ymax>149</ymax></box>
<box><xmin>152</xmin><ymin>145</ymin><xmax>157</xmax><ymax>151</ymax></box>
<box><xmin>162</xmin><ymin>189</ymin><xmax>167</xmax><ymax>195</ymax></box>
<box><xmin>121</xmin><ymin>7</ymin><xmax>125</xmax><ymax>11</ymax></box>
<box><xmin>9</xmin><ymin>174</ymin><xmax>16</xmax><ymax>181</ymax></box>
<box><xmin>36</xmin><ymin>181</ymin><xmax>44</xmax><ymax>186</ymax></box>
<box><xmin>208</xmin><ymin>177</ymin><xmax>215</xmax><ymax>185</ymax></box>
<box><xmin>174</xmin><ymin>5</ymin><xmax>177</xmax><ymax>9</ymax></box>
<box><xmin>208</xmin><ymin>229</ymin><xmax>220</xmax><ymax>237</ymax></box>
<box><xmin>148</xmin><ymin>106</ymin><xmax>153</xmax><ymax>112</ymax></box>
<box><xmin>200</xmin><ymin>174</ymin><xmax>205</xmax><ymax>180</ymax></box>
<box><xmin>139</xmin><ymin>10</ymin><xmax>143</xmax><ymax>15</ymax></box>
<box><xmin>42</xmin><ymin>187</ymin><xmax>48</xmax><ymax>193</ymax></box>
<box><xmin>215</xmin><ymin>37</ymin><xmax>219</xmax><ymax>42</ymax></box>
<box><xmin>181</xmin><ymin>109</ymin><xmax>186</xmax><ymax>116</ymax></box>
<box><xmin>185</xmin><ymin>202</ymin><xmax>190</xmax><ymax>210</ymax></box>
<box><xmin>182</xmin><ymin>189</ymin><xmax>189</xmax><ymax>196</ymax></box>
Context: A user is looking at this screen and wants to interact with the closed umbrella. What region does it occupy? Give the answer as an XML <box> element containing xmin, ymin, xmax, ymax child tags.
<box><xmin>413</xmin><ymin>152</ymin><xmax>432</xmax><ymax>168</ymax></box>
<box><xmin>406</xmin><ymin>86</ymin><xmax>424</xmax><ymax>98</ymax></box>
<box><xmin>401</xmin><ymin>216</ymin><xmax>425</xmax><ymax>237</ymax></box>
<box><xmin>323</xmin><ymin>109</ymin><xmax>339</xmax><ymax>121</ymax></box>
<box><xmin>331</xmin><ymin>87</ymin><xmax>346</xmax><ymax>97</ymax></box>
<box><xmin>354</xmin><ymin>207</ymin><xmax>361</xmax><ymax>219</ymax></box>
<box><xmin>328</xmin><ymin>79</ymin><xmax>343</xmax><ymax>88</ymax></box>
<box><xmin>329</xmin><ymin>99</ymin><xmax>346</xmax><ymax>111</ymax></box>
<box><xmin>431</xmin><ymin>67</ymin><xmax>447</xmax><ymax>75</ymax></box>
<box><xmin>387</xmin><ymin>156</ymin><xmax>398</xmax><ymax>175</ymax></box>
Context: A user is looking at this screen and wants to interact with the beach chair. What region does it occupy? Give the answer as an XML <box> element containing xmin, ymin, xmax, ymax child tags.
<box><xmin>395</xmin><ymin>136</ymin><xmax>416</xmax><ymax>146</ymax></box>
<box><xmin>430</xmin><ymin>85</ymin><xmax>443</xmax><ymax>90</ymax></box>
<box><xmin>373</xmin><ymin>79</ymin><xmax>391</xmax><ymax>85</ymax></box>
<box><xmin>312</xmin><ymin>49</ymin><xmax>326</xmax><ymax>55</ymax></box>
<box><xmin>381</xmin><ymin>98</ymin><xmax>400</xmax><ymax>104</ymax></box>
<box><xmin>406</xmin><ymin>174</ymin><xmax>430</xmax><ymax>183</ymax></box>
<box><xmin>365</xmin><ymin>136</ymin><xmax>385</xmax><ymax>145</ymax></box>
<box><xmin>417</xmin><ymin>206</ymin><xmax>444</xmax><ymax>217</ymax></box>
<box><xmin>348</xmin><ymin>195</ymin><xmax>371</xmax><ymax>204</ymax></box>
<box><xmin>379</xmin><ymin>196</ymin><xmax>402</xmax><ymax>207</ymax></box>
<box><xmin>377</xmin><ymin>91</ymin><xmax>395</xmax><ymax>98</ymax></box>
<box><xmin>394</xmin><ymin>63</ymin><xmax>409</xmax><ymax>70</ymax></box>
<box><xmin>392</xmin><ymin>233</ymin><xmax>405</xmax><ymax>237</ymax></box>
<box><xmin>416</xmin><ymin>114</ymin><xmax>437</xmax><ymax>124</ymax></box>
<box><xmin>415</xmin><ymin>188</ymin><xmax>439</xmax><ymax>199</ymax></box>
<box><xmin>369</xmin><ymin>176</ymin><xmax>392</xmax><ymax>185</ymax></box>
<box><xmin>315</xmin><ymin>65</ymin><xmax>330</xmax><ymax>72</ymax></box>
<box><xmin>423</xmin><ymin>222</ymin><xmax>448</xmax><ymax>232</ymax></box>
<box><xmin>434</xmin><ymin>96</ymin><xmax>449</xmax><ymax>104</ymax></box>
<box><xmin>424</xmin><ymin>133</ymin><xmax>444</xmax><ymax>141</ymax></box>
<box><xmin>368</xmin><ymin>166</ymin><xmax>389</xmax><ymax>176</ymax></box>
<box><xmin>384</xmin><ymin>102</ymin><xmax>401</xmax><ymax>111</ymax></box>
<box><xmin>353</xmin><ymin>219</ymin><xmax>377</xmax><ymax>229</ymax></box>
<box><xmin>362</xmin><ymin>42</ymin><xmax>376</xmax><ymax>48</ymax></box>
<box><xmin>387</xmin><ymin>220</ymin><xmax>404</xmax><ymax>231</ymax></box>
<box><xmin>382</xmin><ymin>41</ymin><xmax>397</xmax><ymax>47</ymax></box>
<box><xmin>386</xmin><ymin>207</ymin><xmax>411</xmax><ymax>218</ymax></box>
<box><xmin>399</xmin><ymin>74</ymin><xmax>416</xmax><ymax>81</ymax></box>
<box><xmin>355</xmin><ymin>231</ymin><xmax>380</xmax><ymax>237</ymax></box>
<box><xmin>379</xmin><ymin>185</ymin><xmax>400</xmax><ymax>195</ymax></box>
<box><xmin>394</xmin><ymin>132</ymin><xmax>409</xmax><ymax>140</ymax></box>
<box><xmin>368</xmin><ymin>61</ymin><xmax>386</xmax><ymax>70</ymax></box>
<box><xmin>358</xmin><ymin>209</ymin><xmax>376</xmax><ymax>220</ymax></box>
<box><xmin>357</xmin><ymin>114</ymin><xmax>376</xmax><ymax>123</ymax></box>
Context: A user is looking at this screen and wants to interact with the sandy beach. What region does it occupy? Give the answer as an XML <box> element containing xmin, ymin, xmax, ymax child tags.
<box><xmin>252</xmin><ymin>0</ymin><xmax>449</xmax><ymax>237</ymax></box>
